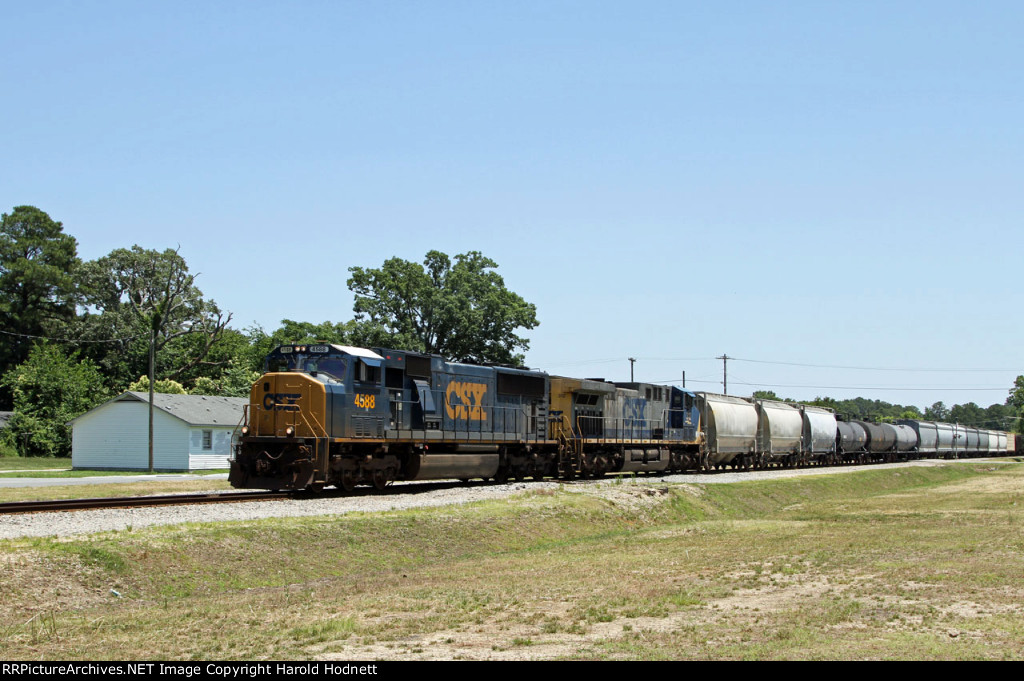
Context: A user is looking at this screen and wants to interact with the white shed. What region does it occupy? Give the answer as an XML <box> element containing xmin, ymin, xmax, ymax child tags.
<box><xmin>70</xmin><ymin>392</ymin><xmax>246</xmax><ymax>471</ymax></box>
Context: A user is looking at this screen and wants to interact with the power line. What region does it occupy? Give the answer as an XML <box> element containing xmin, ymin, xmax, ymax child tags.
<box><xmin>544</xmin><ymin>355</ymin><xmax>1020</xmax><ymax>373</ymax></box>
<box><xmin>647</xmin><ymin>377</ymin><xmax>1011</xmax><ymax>392</ymax></box>
<box><xmin>0</xmin><ymin>327</ymin><xmax>145</xmax><ymax>344</ymax></box>
<box><xmin>728</xmin><ymin>356</ymin><xmax>1019</xmax><ymax>373</ymax></box>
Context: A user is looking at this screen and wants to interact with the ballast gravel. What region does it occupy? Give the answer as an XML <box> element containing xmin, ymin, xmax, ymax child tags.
<box><xmin>0</xmin><ymin>460</ymin><xmax>953</xmax><ymax>540</ymax></box>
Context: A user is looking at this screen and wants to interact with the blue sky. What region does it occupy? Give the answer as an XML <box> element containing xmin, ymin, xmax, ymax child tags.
<box><xmin>2</xmin><ymin>1</ymin><xmax>1021</xmax><ymax>414</ymax></box>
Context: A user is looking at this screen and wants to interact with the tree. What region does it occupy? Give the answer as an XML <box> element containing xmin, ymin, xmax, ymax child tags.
<box><xmin>0</xmin><ymin>206</ymin><xmax>80</xmax><ymax>405</ymax></box>
<box><xmin>127</xmin><ymin>376</ymin><xmax>187</xmax><ymax>394</ymax></box>
<box><xmin>80</xmin><ymin>246</ymin><xmax>232</xmax><ymax>382</ymax></box>
<box><xmin>924</xmin><ymin>401</ymin><xmax>950</xmax><ymax>422</ymax></box>
<box><xmin>80</xmin><ymin>246</ymin><xmax>232</xmax><ymax>470</ymax></box>
<box><xmin>1006</xmin><ymin>376</ymin><xmax>1024</xmax><ymax>432</ymax></box>
<box><xmin>0</xmin><ymin>344</ymin><xmax>108</xmax><ymax>457</ymax></box>
<box><xmin>347</xmin><ymin>251</ymin><xmax>539</xmax><ymax>365</ymax></box>
<box><xmin>949</xmin><ymin>402</ymin><xmax>985</xmax><ymax>428</ymax></box>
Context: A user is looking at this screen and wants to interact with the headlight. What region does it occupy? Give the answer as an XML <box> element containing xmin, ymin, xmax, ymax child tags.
<box><xmin>285</xmin><ymin>426</ymin><xmax>295</xmax><ymax>437</ymax></box>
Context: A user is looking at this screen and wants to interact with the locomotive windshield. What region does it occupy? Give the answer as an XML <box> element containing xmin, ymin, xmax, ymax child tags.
<box><xmin>265</xmin><ymin>346</ymin><xmax>348</xmax><ymax>383</ymax></box>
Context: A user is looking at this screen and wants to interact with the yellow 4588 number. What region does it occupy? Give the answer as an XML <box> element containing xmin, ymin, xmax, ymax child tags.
<box><xmin>354</xmin><ymin>393</ymin><xmax>376</xmax><ymax>410</ymax></box>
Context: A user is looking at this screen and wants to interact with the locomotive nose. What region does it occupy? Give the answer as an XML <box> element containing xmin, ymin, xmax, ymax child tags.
<box><xmin>252</xmin><ymin>373</ymin><xmax>327</xmax><ymax>439</ymax></box>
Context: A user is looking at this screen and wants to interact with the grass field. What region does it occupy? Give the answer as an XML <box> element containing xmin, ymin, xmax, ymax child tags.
<box><xmin>1</xmin><ymin>462</ymin><xmax>1022</xmax><ymax>660</ymax></box>
<box><xmin>0</xmin><ymin>456</ymin><xmax>71</xmax><ymax>471</ymax></box>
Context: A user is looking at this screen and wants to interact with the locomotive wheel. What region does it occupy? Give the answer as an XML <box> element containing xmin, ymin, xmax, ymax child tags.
<box><xmin>372</xmin><ymin>469</ymin><xmax>390</xmax><ymax>491</ymax></box>
<box><xmin>340</xmin><ymin>470</ymin><xmax>357</xmax><ymax>493</ymax></box>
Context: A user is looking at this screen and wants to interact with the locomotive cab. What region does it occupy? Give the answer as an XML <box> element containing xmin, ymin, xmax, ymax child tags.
<box><xmin>230</xmin><ymin>343</ymin><xmax>392</xmax><ymax>490</ymax></box>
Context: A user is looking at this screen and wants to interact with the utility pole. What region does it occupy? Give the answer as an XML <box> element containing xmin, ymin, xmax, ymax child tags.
<box><xmin>628</xmin><ymin>357</ymin><xmax>636</xmax><ymax>382</ymax></box>
<box><xmin>681</xmin><ymin>370</ymin><xmax>686</xmax><ymax>389</ymax></box>
<box><xmin>717</xmin><ymin>354</ymin><xmax>729</xmax><ymax>394</ymax></box>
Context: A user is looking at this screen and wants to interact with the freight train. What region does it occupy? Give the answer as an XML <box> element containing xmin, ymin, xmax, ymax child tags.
<box><xmin>228</xmin><ymin>343</ymin><xmax>1016</xmax><ymax>492</ymax></box>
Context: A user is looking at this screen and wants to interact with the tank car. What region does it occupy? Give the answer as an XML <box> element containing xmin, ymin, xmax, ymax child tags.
<box><xmin>892</xmin><ymin>424</ymin><xmax>918</xmax><ymax>460</ymax></box>
<box><xmin>836</xmin><ymin>419</ymin><xmax>868</xmax><ymax>463</ymax></box>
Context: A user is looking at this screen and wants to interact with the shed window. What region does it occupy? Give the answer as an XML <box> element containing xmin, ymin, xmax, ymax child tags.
<box><xmin>202</xmin><ymin>430</ymin><xmax>213</xmax><ymax>450</ymax></box>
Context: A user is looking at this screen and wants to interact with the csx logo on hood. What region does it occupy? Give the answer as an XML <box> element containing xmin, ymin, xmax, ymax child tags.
<box><xmin>446</xmin><ymin>381</ymin><xmax>488</xmax><ymax>421</ymax></box>
<box><xmin>263</xmin><ymin>393</ymin><xmax>301</xmax><ymax>411</ymax></box>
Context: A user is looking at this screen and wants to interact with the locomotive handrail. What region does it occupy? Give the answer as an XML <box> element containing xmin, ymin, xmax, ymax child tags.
<box><xmin>575</xmin><ymin>414</ymin><xmax>665</xmax><ymax>444</ymax></box>
<box><xmin>383</xmin><ymin>392</ymin><xmax>546</xmax><ymax>443</ymax></box>
<box><xmin>302</xmin><ymin>406</ymin><xmax>329</xmax><ymax>439</ymax></box>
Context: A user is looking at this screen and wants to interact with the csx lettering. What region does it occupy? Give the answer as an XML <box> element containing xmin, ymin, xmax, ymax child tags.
<box><xmin>445</xmin><ymin>381</ymin><xmax>488</xmax><ymax>421</ymax></box>
<box><xmin>622</xmin><ymin>397</ymin><xmax>646</xmax><ymax>421</ymax></box>
<box><xmin>354</xmin><ymin>393</ymin><xmax>376</xmax><ymax>410</ymax></box>
<box><xmin>264</xmin><ymin>393</ymin><xmax>301</xmax><ymax>411</ymax></box>
<box><xmin>622</xmin><ymin>397</ymin><xmax>647</xmax><ymax>428</ymax></box>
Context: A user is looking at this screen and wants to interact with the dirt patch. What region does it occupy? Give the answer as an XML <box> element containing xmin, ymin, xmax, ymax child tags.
<box><xmin>314</xmin><ymin>570</ymin><xmax>855</xmax><ymax>660</ymax></box>
<box><xmin>893</xmin><ymin>472</ymin><xmax>1023</xmax><ymax>497</ymax></box>
<box><xmin>573</xmin><ymin>484</ymin><xmax>674</xmax><ymax>510</ymax></box>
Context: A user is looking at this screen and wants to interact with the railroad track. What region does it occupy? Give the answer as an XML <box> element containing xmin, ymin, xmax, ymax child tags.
<box><xmin>0</xmin><ymin>491</ymin><xmax>290</xmax><ymax>515</ymax></box>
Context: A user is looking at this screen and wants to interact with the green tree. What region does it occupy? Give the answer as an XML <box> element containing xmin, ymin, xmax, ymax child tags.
<box><xmin>949</xmin><ymin>402</ymin><xmax>985</xmax><ymax>427</ymax></box>
<box><xmin>1009</xmin><ymin>376</ymin><xmax>1024</xmax><ymax>410</ymax></box>
<box><xmin>0</xmin><ymin>344</ymin><xmax>108</xmax><ymax>457</ymax></box>
<box><xmin>80</xmin><ymin>246</ymin><xmax>232</xmax><ymax>470</ymax></box>
<box><xmin>0</xmin><ymin>206</ymin><xmax>81</xmax><ymax>405</ymax></box>
<box><xmin>347</xmin><ymin>251</ymin><xmax>539</xmax><ymax>365</ymax></box>
<box><xmin>79</xmin><ymin>246</ymin><xmax>232</xmax><ymax>385</ymax></box>
<box><xmin>187</xmin><ymin>362</ymin><xmax>260</xmax><ymax>398</ymax></box>
<box><xmin>1005</xmin><ymin>376</ymin><xmax>1024</xmax><ymax>432</ymax></box>
<box><xmin>924</xmin><ymin>401</ymin><xmax>950</xmax><ymax>421</ymax></box>
<box><xmin>127</xmin><ymin>376</ymin><xmax>187</xmax><ymax>394</ymax></box>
